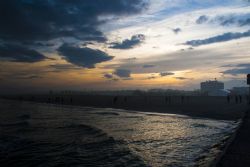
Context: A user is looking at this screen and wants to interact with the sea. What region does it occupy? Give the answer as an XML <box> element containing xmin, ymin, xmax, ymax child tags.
<box><xmin>0</xmin><ymin>100</ymin><xmax>238</xmax><ymax>167</ymax></box>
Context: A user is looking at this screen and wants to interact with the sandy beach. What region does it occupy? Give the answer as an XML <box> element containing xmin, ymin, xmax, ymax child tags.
<box><xmin>3</xmin><ymin>95</ymin><xmax>248</xmax><ymax>121</ymax></box>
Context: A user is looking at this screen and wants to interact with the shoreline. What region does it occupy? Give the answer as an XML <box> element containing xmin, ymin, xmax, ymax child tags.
<box><xmin>1</xmin><ymin>98</ymin><xmax>249</xmax><ymax>167</ymax></box>
<box><xmin>216</xmin><ymin>109</ymin><xmax>250</xmax><ymax>167</ymax></box>
<box><xmin>2</xmin><ymin>95</ymin><xmax>248</xmax><ymax>121</ymax></box>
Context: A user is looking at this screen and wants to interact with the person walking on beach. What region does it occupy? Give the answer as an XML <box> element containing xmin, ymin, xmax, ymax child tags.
<box><xmin>181</xmin><ymin>96</ymin><xmax>184</xmax><ymax>104</ymax></box>
<box><xmin>235</xmin><ymin>96</ymin><xmax>238</xmax><ymax>104</ymax></box>
<box><xmin>239</xmin><ymin>95</ymin><xmax>242</xmax><ymax>103</ymax></box>
<box><xmin>124</xmin><ymin>96</ymin><xmax>127</xmax><ymax>103</ymax></box>
<box><xmin>227</xmin><ymin>95</ymin><xmax>230</xmax><ymax>103</ymax></box>
<box><xmin>61</xmin><ymin>97</ymin><xmax>64</xmax><ymax>104</ymax></box>
<box><xmin>70</xmin><ymin>97</ymin><xmax>73</xmax><ymax>104</ymax></box>
<box><xmin>113</xmin><ymin>96</ymin><xmax>118</xmax><ymax>104</ymax></box>
<box><xmin>165</xmin><ymin>96</ymin><xmax>168</xmax><ymax>104</ymax></box>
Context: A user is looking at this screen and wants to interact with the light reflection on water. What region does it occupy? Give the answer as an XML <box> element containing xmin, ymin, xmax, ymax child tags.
<box><xmin>0</xmin><ymin>100</ymin><xmax>237</xmax><ymax>167</ymax></box>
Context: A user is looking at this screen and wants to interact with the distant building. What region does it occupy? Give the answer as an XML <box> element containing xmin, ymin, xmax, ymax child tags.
<box><xmin>200</xmin><ymin>79</ymin><xmax>228</xmax><ymax>96</ymax></box>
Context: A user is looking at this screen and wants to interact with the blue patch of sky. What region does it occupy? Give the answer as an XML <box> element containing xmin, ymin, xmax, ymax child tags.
<box><xmin>102</xmin><ymin>0</ymin><xmax>244</xmax><ymax>33</ymax></box>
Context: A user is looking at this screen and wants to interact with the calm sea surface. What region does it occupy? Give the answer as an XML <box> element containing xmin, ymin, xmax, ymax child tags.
<box><xmin>0</xmin><ymin>100</ymin><xmax>237</xmax><ymax>167</ymax></box>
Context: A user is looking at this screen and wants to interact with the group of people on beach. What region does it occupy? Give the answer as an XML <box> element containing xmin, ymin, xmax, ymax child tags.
<box><xmin>17</xmin><ymin>94</ymin><xmax>250</xmax><ymax>105</ymax></box>
<box><xmin>227</xmin><ymin>95</ymin><xmax>248</xmax><ymax>104</ymax></box>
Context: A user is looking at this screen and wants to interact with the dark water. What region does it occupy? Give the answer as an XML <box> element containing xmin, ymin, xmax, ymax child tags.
<box><xmin>0</xmin><ymin>100</ymin><xmax>237</xmax><ymax>167</ymax></box>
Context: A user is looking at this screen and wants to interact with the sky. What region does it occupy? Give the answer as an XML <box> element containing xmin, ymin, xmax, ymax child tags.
<box><xmin>1</xmin><ymin>0</ymin><xmax>250</xmax><ymax>93</ymax></box>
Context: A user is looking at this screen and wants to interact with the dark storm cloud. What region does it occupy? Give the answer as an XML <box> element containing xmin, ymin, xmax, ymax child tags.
<box><xmin>143</xmin><ymin>64</ymin><xmax>155</xmax><ymax>68</ymax></box>
<box><xmin>221</xmin><ymin>63</ymin><xmax>250</xmax><ymax>75</ymax></box>
<box><xmin>160</xmin><ymin>72</ymin><xmax>175</xmax><ymax>77</ymax></box>
<box><xmin>34</xmin><ymin>42</ymin><xmax>55</xmax><ymax>47</ymax></box>
<box><xmin>57</xmin><ymin>44</ymin><xmax>114</xmax><ymax>68</ymax></box>
<box><xmin>0</xmin><ymin>0</ymin><xmax>148</xmax><ymax>43</ymax></box>
<box><xmin>185</xmin><ymin>29</ymin><xmax>250</xmax><ymax>46</ymax></box>
<box><xmin>114</xmin><ymin>69</ymin><xmax>131</xmax><ymax>78</ymax></box>
<box><xmin>0</xmin><ymin>44</ymin><xmax>47</xmax><ymax>62</ymax></box>
<box><xmin>109</xmin><ymin>34</ymin><xmax>145</xmax><ymax>49</ymax></box>
<box><xmin>172</xmin><ymin>28</ymin><xmax>181</xmax><ymax>34</ymax></box>
<box><xmin>0</xmin><ymin>0</ymin><xmax>148</xmax><ymax>64</ymax></box>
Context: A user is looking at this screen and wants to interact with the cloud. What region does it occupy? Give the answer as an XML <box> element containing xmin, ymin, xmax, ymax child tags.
<box><xmin>57</xmin><ymin>43</ymin><xmax>114</xmax><ymax>68</ymax></box>
<box><xmin>109</xmin><ymin>34</ymin><xmax>145</xmax><ymax>49</ymax></box>
<box><xmin>114</xmin><ymin>69</ymin><xmax>131</xmax><ymax>78</ymax></box>
<box><xmin>15</xmin><ymin>75</ymin><xmax>42</xmax><ymax>80</ymax></box>
<box><xmin>0</xmin><ymin>0</ymin><xmax>148</xmax><ymax>65</ymax></box>
<box><xmin>104</xmin><ymin>73</ymin><xmax>113</xmax><ymax>79</ymax></box>
<box><xmin>49</xmin><ymin>64</ymin><xmax>81</xmax><ymax>72</ymax></box>
<box><xmin>103</xmin><ymin>73</ymin><xmax>120</xmax><ymax>82</ymax></box>
<box><xmin>147</xmin><ymin>76</ymin><xmax>157</xmax><ymax>80</ymax></box>
<box><xmin>0</xmin><ymin>44</ymin><xmax>47</xmax><ymax>62</ymax></box>
<box><xmin>143</xmin><ymin>64</ymin><xmax>155</xmax><ymax>68</ymax></box>
<box><xmin>160</xmin><ymin>72</ymin><xmax>175</xmax><ymax>77</ymax></box>
<box><xmin>0</xmin><ymin>0</ymin><xmax>148</xmax><ymax>43</ymax></box>
<box><xmin>196</xmin><ymin>13</ymin><xmax>250</xmax><ymax>27</ymax></box>
<box><xmin>240</xmin><ymin>18</ymin><xmax>250</xmax><ymax>26</ymax></box>
<box><xmin>221</xmin><ymin>63</ymin><xmax>250</xmax><ymax>75</ymax></box>
<box><xmin>172</xmin><ymin>28</ymin><xmax>181</xmax><ymax>34</ymax></box>
<box><xmin>222</xmin><ymin>68</ymin><xmax>250</xmax><ymax>75</ymax></box>
<box><xmin>196</xmin><ymin>15</ymin><xmax>209</xmax><ymax>24</ymax></box>
<box><xmin>185</xmin><ymin>30</ymin><xmax>250</xmax><ymax>46</ymax></box>
<box><xmin>175</xmin><ymin>77</ymin><xmax>189</xmax><ymax>80</ymax></box>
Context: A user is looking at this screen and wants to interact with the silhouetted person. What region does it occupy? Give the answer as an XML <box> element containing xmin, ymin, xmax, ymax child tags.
<box><xmin>165</xmin><ymin>96</ymin><xmax>168</xmax><ymax>104</ymax></box>
<box><xmin>124</xmin><ymin>96</ymin><xmax>127</xmax><ymax>103</ymax></box>
<box><xmin>235</xmin><ymin>96</ymin><xmax>238</xmax><ymax>104</ymax></box>
<box><xmin>70</xmin><ymin>97</ymin><xmax>73</xmax><ymax>104</ymax></box>
<box><xmin>181</xmin><ymin>96</ymin><xmax>184</xmax><ymax>104</ymax></box>
<box><xmin>227</xmin><ymin>95</ymin><xmax>230</xmax><ymax>103</ymax></box>
<box><xmin>113</xmin><ymin>96</ymin><xmax>118</xmax><ymax>104</ymax></box>
<box><xmin>56</xmin><ymin>97</ymin><xmax>59</xmax><ymax>103</ymax></box>
<box><xmin>47</xmin><ymin>98</ymin><xmax>51</xmax><ymax>103</ymax></box>
<box><xmin>186</xmin><ymin>96</ymin><xmax>190</xmax><ymax>103</ymax></box>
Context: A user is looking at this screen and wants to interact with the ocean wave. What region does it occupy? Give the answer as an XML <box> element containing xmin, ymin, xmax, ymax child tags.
<box><xmin>0</xmin><ymin>123</ymin><xmax>148</xmax><ymax>167</ymax></box>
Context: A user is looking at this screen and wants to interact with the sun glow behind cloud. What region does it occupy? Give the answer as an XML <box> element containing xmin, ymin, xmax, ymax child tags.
<box><xmin>0</xmin><ymin>0</ymin><xmax>250</xmax><ymax>93</ymax></box>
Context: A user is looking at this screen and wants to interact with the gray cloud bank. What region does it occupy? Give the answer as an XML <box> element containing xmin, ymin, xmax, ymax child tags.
<box><xmin>196</xmin><ymin>14</ymin><xmax>250</xmax><ymax>27</ymax></box>
<box><xmin>114</xmin><ymin>69</ymin><xmax>131</xmax><ymax>78</ymax></box>
<box><xmin>185</xmin><ymin>30</ymin><xmax>250</xmax><ymax>46</ymax></box>
<box><xmin>160</xmin><ymin>72</ymin><xmax>175</xmax><ymax>77</ymax></box>
<box><xmin>0</xmin><ymin>0</ymin><xmax>148</xmax><ymax>63</ymax></box>
<box><xmin>109</xmin><ymin>34</ymin><xmax>145</xmax><ymax>49</ymax></box>
<box><xmin>57</xmin><ymin>44</ymin><xmax>113</xmax><ymax>68</ymax></box>
<box><xmin>222</xmin><ymin>64</ymin><xmax>250</xmax><ymax>75</ymax></box>
<box><xmin>0</xmin><ymin>0</ymin><xmax>148</xmax><ymax>43</ymax></box>
<box><xmin>0</xmin><ymin>44</ymin><xmax>47</xmax><ymax>62</ymax></box>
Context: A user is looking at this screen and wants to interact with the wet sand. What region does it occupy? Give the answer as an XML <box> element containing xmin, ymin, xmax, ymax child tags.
<box><xmin>217</xmin><ymin>109</ymin><xmax>250</xmax><ymax>167</ymax></box>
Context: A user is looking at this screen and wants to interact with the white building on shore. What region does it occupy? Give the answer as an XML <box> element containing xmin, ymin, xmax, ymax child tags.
<box><xmin>200</xmin><ymin>79</ymin><xmax>229</xmax><ymax>96</ymax></box>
